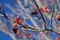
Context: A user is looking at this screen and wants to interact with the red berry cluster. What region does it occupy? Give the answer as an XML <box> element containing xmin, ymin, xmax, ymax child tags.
<box><xmin>39</xmin><ymin>4</ymin><xmax>48</xmax><ymax>12</ymax></box>
<box><xmin>12</xmin><ymin>16</ymin><xmax>22</xmax><ymax>36</ymax></box>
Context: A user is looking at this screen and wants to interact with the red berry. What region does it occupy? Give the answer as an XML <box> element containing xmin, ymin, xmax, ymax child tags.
<box><xmin>17</xmin><ymin>16</ymin><xmax>20</xmax><ymax>21</ymax></box>
<box><xmin>14</xmin><ymin>16</ymin><xmax>21</xmax><ymax>23</ymax></box>
<box><xmin>43</xmin><ymin>9</ymin><xmax>47</xmax><ymax>12</ymax></box>
<box><xmin>56</xmin><ymin>15</ymin><xmax>60</xmax><ymax>20</ymax></box>
<box><xmin>39</xmin><ymin>8</ymin><xmax>43</xmax><ymax>11</ymax></box>
<box><xmin>19</xmin><ymin>19</ymin><xmax>22</xmax><ymax>24</ymax></box>
<box><xmin>13</xmin><ymin>23</ymin><xmax>17</xmax><ymax>28</ymax></box>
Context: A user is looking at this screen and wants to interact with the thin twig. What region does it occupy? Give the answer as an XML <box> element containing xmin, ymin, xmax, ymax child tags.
<box><xmin>34</xmin><ymin>0</ymin><xmax>46</xmax><ymax>29</ymax></box>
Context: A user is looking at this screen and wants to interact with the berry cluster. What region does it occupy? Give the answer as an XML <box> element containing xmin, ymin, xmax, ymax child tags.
<box><xmin>12</xmin><ymin>16</ymin><xmax>22</xmax><ymax>36</ymax></box>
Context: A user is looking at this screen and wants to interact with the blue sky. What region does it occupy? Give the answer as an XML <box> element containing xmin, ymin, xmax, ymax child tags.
<box><xmin>0</xmin><ymin>0</ymin><xmax>60</xmax><ymax>40</ymax></box>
